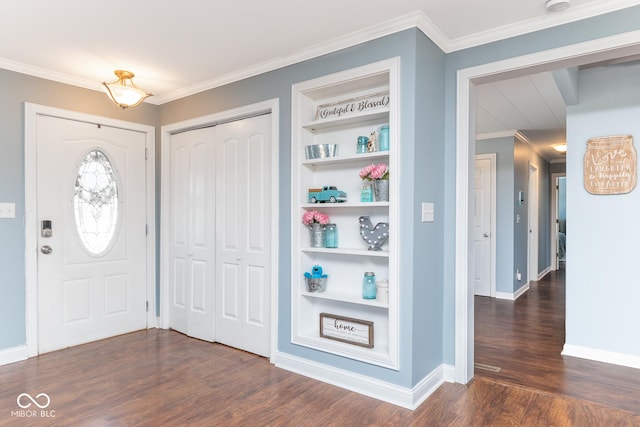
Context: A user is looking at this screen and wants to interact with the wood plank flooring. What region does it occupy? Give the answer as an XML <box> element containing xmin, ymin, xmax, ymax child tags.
<box><xmin>0</xmin><ymin>270</ymin><xmax>639</xmax><ymax>425</ymax></box>
<box><xmin>475</xmin><ymin>268</ymin><xmax>640</xmax><ymax>415</ymax></box>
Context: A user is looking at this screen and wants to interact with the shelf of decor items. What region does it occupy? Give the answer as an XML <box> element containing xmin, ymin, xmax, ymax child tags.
<box><xmin>301</xmin><ymin>151</ymin><xmax>389</xmax><ymax>167</ymax></box>
<box><xmin>291</xmin><ymin>57</ymin><xmax>399</xmax><ymax>369</ymax></box>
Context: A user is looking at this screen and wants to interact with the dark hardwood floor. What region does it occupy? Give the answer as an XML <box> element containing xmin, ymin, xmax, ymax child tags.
<box><xmin>1</xmin><ymin>272</ymin><xmax>639</xmax><ymax>425</ymax></box>
<box><xmin>475</xmin><ymin>268</ymin><xmax>640</xmax><ymax>415</ymax></box>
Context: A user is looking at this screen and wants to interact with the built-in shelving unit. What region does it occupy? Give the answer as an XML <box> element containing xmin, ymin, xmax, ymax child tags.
<box><xmin>291</xmin><ymin>58</ymin><xmax>399</xmax><ymax>369</ymax></box>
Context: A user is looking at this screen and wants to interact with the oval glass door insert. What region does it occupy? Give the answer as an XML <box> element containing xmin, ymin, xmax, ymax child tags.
<box><xmin>73</xmin><ymin>149</ymin><xmax>120</xmax><ymax>256</ymax></box>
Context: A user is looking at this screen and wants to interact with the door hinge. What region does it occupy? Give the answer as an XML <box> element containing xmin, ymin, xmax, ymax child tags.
<box><xmin>146</xmin><ymin>301</ymin><xmax>149</xmax><ymax>312</ymax></box>
<box><xmin>145</xmin><ymin>148</ymin><xmax>149</xmax><ymax>160</ymax></box>
<box><xmin>146</xmin><ymin>224</ymin><xmax>149</xmax><ymax>236</ymax></box>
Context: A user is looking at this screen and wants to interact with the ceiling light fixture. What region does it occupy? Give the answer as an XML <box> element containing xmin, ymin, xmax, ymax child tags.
<box><xmin>553</xmin><ymin>143</ymin><xmax>567</xmax><ymax>153</ymax></box>
<box><xmin>102</xmin><ymin>70</ymin><xmax>152</xmax><ymax>109</ymax></box>
<box><xmin>545</xmin><ymin>0</ymin><xmax>570</xmax><ymax>13</ymax></box>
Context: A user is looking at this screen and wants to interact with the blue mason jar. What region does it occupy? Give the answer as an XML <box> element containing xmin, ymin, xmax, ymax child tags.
<box><xmin>357</xmin><ymin>136</ymin><xmax>368</xmax><ymax>154</ymax></box>
<box><xmin>360</xmin><ymin>183</ymin><xmax>373</xmax><ymax>202</ymax></box>
<box><xmin>378</xmin><ymin>125</ymin><xmax>389</xmax><ymax>151</ymax></box>
<box><xmin>324</xmin><ymin>224</ymin><xmax>338</xmax><ymax>248</ymax></box>
<box><xmin>362</xmin><ymin>272</ymin><xmax>377</xmax><ymax>299</ymax></box>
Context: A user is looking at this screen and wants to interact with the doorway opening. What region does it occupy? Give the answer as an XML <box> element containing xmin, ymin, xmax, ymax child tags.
<box><xmin>455</xmin><ymin>32</ymin><xmax>640</xmax><ymax>384</ymax></box>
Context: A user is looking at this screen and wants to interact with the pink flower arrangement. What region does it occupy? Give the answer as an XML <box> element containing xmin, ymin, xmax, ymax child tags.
<box><xmin>302</xmin><ymin>210</ymin><xmax>330</xmax><ymax>225</ymax></box>
<box><xmin>359</xmin><ymin>163</ymin><xmax>389</xmax><ymax>181</ymax></box>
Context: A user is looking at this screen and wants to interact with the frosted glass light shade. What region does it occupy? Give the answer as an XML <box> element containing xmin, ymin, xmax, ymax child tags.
<box><xmin>102</xmin><ymin>70</ymin><xmax>151</xmax><ymax>108</ymax></box>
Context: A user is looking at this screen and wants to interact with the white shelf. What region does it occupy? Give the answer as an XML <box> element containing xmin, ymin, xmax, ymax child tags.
<box><xmin>291</xmin><ymin>58</ymin><xmax>399</xmax><ymax>370</ymax></box>
<box><xmin>303</xmin><ymin>290</ymin><xmax>389</xmax><ymax>308</ymax></box>
<box><xmin>302</xmin><ymin>201</ymin><xmax>389</xmax><ymax>209</ymax></box>
<box><xmin>302</xmin><ymin>247</ymin><xmax>389</xmax><ymax>257</ymax></box>
<box><xmin>302</xmin><ymin>110</ymin><xmax>389</xmax><ymax>132</ymax></box>
<box><xmin>301</xmin><ymin>151</ymin><xmax>389</xmax><ymax>166</ymax></box>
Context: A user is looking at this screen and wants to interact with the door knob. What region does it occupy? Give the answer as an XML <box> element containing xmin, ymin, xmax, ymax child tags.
<box><xmin>41</xmin><ymin>245</ymin><xmax>53</xmax><ymax>254</ymax></box>
<box><xmin>483</xmin><ymin>233</ymin><xmax>489</xmax><ymax>238</ymax></box>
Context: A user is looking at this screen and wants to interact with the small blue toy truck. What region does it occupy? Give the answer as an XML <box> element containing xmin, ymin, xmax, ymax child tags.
<box><xmin>308</xmin><ymin>186</ymin><xmax>347</xmax><ymax>203</ymax></box>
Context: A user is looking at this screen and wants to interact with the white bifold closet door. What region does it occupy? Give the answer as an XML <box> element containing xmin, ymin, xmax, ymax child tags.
<box><xmin>169</xmin><ymin>114</ymin><xmax>272</xmax><ymax>357</ymax></box>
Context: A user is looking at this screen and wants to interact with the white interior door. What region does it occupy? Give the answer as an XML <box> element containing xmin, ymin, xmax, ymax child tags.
<box><xmin>36</xmin><ymin>115</ymin><xmax>147</xmax><ymax>353</ymax></box>
<box><xmin>169</xmin><ymin>128</ymin><xmax>217</xmax><ymax>341</ymax></box>
<box><xmin>215</xmin><ymin>115</ymin><xmax>272</xmax><ymax>357</ymax></box>
<box><xmin>473</xmin><ymin>156</ymin><xmax>494</xmax><ymax>297</ymax></box>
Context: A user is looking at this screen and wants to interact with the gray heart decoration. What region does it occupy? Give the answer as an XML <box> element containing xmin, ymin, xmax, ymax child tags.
<box><xmin>359</xmin><ymin>216</ymin><xmax>389</xmax><ymax>251</ymax></box>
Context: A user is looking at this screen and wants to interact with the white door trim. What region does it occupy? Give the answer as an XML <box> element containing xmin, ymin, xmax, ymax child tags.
<box><xmin>455</xmin><ymin>30</ymin><xmax>640</xmax><ymax>384</ymax></box>
<box><xmin>550</xmin><ymin>173</ymin><xmax>566</xmax><ymax>270</ymax></box>
<box><xmin>475</xmin><ymin>153</ymin><xmax>496</xmax><ymax>297</ymax></box>
<box><xmin>159</xmin><ymin>98</ymin><xmax>280</xmax><ymax>363</ymax></box>
<box><xmin>24</xmin><ymin>103</ymin><xmax>156</xmax><ymax>357</ymax></box>
<box><xmin>528</xmin><ymin>163</ymin><xmax>539</xmax><ymax>283</ymax></box>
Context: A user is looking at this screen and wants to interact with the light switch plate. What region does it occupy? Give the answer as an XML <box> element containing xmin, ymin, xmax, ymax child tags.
<box><xmin>0</xmin><ymin>203</ymin><xmax>16</xmax><ymax>218</ymax></box>
<box><xmin>421</xmin><ymin>202</ymin><xmax>434</xmax><ymax>222</ymax></box>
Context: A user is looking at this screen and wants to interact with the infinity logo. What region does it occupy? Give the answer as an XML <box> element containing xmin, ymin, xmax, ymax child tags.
<box><xmin>17</xmin><ymin>393</ymin><xmax>51</xmax><ymax>409</ymax></box>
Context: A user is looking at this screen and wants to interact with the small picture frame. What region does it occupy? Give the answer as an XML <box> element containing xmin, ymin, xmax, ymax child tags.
<box><xmin>319</xmin><ymin>313</ymin><xmax>374</xmax><ymax>348</ymax></box>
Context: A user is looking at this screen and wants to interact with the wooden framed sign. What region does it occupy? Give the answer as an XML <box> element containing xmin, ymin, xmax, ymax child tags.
<box><xmin>584</xmin><ymin>135</ymin><xmax>637</xmax><ymax>195</ymax></box>
<box><xmin>319</xmin><ymin>313</ymin><xmax>374</xmax><ymax>348</ymax></box>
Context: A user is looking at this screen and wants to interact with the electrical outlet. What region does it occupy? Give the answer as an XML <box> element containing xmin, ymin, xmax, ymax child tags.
<box><xmin>0</xmin><ymin>203</ymin><xmax>15</xmax><ymax>219</ymax></box>
<box><xmin>516</xmin><ymin>270</ymin><xmax>522</xmax><ymax>281</ymax></box>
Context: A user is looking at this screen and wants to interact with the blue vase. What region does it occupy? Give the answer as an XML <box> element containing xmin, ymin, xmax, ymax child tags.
<box><xmin>378</xmin><ymin>125</ymin><xmax>389</xmax><ymax>151</ymax></box>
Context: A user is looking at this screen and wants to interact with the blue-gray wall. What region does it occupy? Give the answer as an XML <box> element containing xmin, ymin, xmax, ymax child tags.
<box><xmin>3</xmin><ymin>4</ymin><xmax>640</xmax><ymax>386</ymax></box>
<box><xmin>566</xmin><ymin>61</ymin><xmax>640</xmax><ymax>357</ymax></box>
<box><xmin>412</xmin><ymin>30</ymin><xmax>446</xmax><ymax>384</ymax></box>
<box><xmin>442</xmin><ymin>6</ymin><xmax>640</xmax><ymax>364</ymax></box>
<box><xmin>476</xmin><ymin>135</ymin><xmax>551</xmax><ymax>295</ymax></box>
<box><xmin>476</xmin><ymin>137</ymin><xmax>515</xmax><ymax>294</ymax></box>
<box><xmin>0</xmin><ymin>69</ymin><xmax>157</xmax><ymax>350</ymax></box>
<box><xmin>160</xmin><ymin>29</ymin><xmax>446</xmax><ymax>387</ymax></box>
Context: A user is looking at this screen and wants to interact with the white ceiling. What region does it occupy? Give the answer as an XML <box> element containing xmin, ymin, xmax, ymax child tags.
<box><xmin>2</xmin><ymin>0</ymin><xmax>638</xmax><ymax>160</ymax></box>
<box><xmin>476</xmin><ymin>72</ymin><xmax>569</xmax><ymax>162</ymax></box>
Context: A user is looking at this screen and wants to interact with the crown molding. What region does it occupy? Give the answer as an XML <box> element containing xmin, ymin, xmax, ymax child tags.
<box><xmin>154</xmin><ymin>11</ymin><xmax>436</xmax><ymax>104</ymax></box>
<box><xmin>3</xmin><ymin>2</ymin><xmax>640</xmax><ymax>104</ymax></box>
<box><xmin>476</xmin><ymin>130</ymin><xmax>518</xmax><ymax>140</ymax></box>
<box><xmin>0</xmin><ymin>57</ymin><xmax>101</xmax><ymax>92</ymax></box>
<box><xmin>445</xmin><ymin>0</ymin><xmax>640</xmax><ymax>52</ymax></box>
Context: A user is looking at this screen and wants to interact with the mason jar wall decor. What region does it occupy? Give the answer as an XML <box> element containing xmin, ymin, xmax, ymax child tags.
<box><xmin>584</xmin><ymin>134</ymin><xmax>637</xmax><ymax>195</ymax></box>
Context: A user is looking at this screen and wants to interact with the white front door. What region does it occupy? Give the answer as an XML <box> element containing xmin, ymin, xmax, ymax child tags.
<box><xmin>36</xmin><ymin>115</ymin><xmax>148</xmax><ymax>353</ymax></box>
<box><xmin>169</xmin><ymin>127</ymin><xmax>217</xmax><ymax>341</ymax></box>
<box><xmin>215</xmin><ymin>115</ymin><xmax>272</xmax><ymax>357</ymax></box>
<box><xmin>473</xmin><ymin>156</ymin><xmax>494</xmax><ymax>297</ymax></box>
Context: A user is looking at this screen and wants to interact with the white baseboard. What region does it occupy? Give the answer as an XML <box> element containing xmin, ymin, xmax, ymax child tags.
<box><xmin>495</xmin><ymin>282</ymin><xmax>530</xmax><ymax>301</ymax></box>
<box><xmin>0</xmin><ymin>345</ymin><xmax>28</xmax><ymax>366</ymax></box>
<box><xmin>538</xmin><ymin>266</ymin><xmax>551</xmax><ymax>280</ymax></box>
<box><xmin>274</xmin><ymin>351</ymin><xmax>452</xmax><ymax>410</ymax></box>
<box><xmin>562</xmin><ymin>344</ymin><xmax>640</xmax><ymax>370</ymax></box>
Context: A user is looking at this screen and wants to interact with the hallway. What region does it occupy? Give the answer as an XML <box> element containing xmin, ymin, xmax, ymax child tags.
<box><xmin>475</xmin><ymin>269</ymin><xmax>640</xmax><ymax>414</ymax></box>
